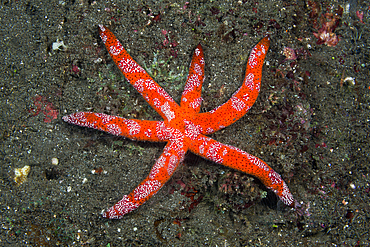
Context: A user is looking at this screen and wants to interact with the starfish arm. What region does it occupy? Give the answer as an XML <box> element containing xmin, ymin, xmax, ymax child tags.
<box><xmin>180</xmin><ymin>43</ymin><xmax>205</xmax><ymax>114</ymax></box>
<box><xmin>99</xmin><ymin>25</ymin><xmax>181</xmax><ymax>122</ymax></box>
<box><xmin>189</xmin><ymin>134</ymin><xmax>294</xmax><ymax>207</ymax></box>
<box><xmin>102</xmin><ymin>141</ymin><xmax>187</xmax><ymax>219</ymax></box>
<box><xmin>62</xmin><ymin>112</ymin><xmax>163</xmax><ymax>142</ymax></box>
<box><xmin>193</xmin><ymin>37</ymin><xmax>270</xmax><ymax>135</ymax></box>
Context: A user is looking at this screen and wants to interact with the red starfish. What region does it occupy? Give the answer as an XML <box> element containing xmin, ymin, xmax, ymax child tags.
<box><xmin>63</xmin><ymin>25</ymin><xmax>294</xmax><ymax>219</ymax></box>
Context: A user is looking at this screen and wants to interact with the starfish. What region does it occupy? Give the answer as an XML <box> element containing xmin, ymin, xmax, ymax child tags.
<box><xmin>63</xmin><ymin>25</ymin><xmax>294</xmax><ymax>219</ymax></box>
